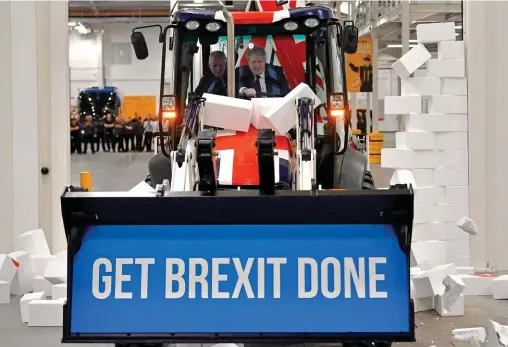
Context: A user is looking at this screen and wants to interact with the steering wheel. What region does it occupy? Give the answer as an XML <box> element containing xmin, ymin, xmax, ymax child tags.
<box><xmin>238</xmin><ymin>91</ymin><xmax>275</xmax><ymax>100</ymax></box>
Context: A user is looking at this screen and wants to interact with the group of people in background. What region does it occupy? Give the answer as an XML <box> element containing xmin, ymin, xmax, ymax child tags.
<box><xmin>70</xmin><ymin>112</ymin><xmax>169</xmax><ymax>154</ymax></box>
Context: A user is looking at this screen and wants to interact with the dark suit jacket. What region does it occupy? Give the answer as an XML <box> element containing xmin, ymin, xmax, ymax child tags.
<box><xmin>236</xmin><ymin>64</ymin><xmax>291</xmax><ymax>97</ymax></box>
<box><xmin>194</xmin><ymin>72</ymin><xmax>228</xmax><ymax>96</ymax></box>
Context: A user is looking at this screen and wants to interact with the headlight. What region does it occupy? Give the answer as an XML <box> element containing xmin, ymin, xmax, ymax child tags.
<box><xmin>304</xmin><ymin>17</ymin><xmax>320</xmax><ymax>28</ymax></box>
<box><xmin>206</xmin><ymin>21</ymin><xmax>221</xmax><ymax>32</ymax></box>
<box><xmin>185</xmin><ymin>20</ymin><xmax>200</xmax><ymax>30</ymax></box>
<box><xmin>283</xmin><ymin>21</ymin><xmax>298</xmax><ymax>31</ymax></box>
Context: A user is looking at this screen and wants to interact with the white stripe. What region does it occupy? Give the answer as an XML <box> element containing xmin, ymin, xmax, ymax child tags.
<box><xmin>217</xmin><ymin>149</ymin><xmax>234</xmax><ymax>186</ymax></box>
<box><xmin>216</xmin><ymin>130</ymin><xmax>237</xmax><ymax>137</ymax></box>
<box><xmin>214</xmin><ymin>11</ymin><xmax>226</xmax><ymax>22</ymax></box>
<box><xmin>273</xmin><ymin>9</ymin><xmax>290</xmax><ymax>23</ymax></box>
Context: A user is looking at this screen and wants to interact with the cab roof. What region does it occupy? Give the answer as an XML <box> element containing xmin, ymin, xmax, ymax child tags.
<box><xmin>173</xmin><ymin>5</ymin><xmax>333</xmax><ymax>25</ymax></box>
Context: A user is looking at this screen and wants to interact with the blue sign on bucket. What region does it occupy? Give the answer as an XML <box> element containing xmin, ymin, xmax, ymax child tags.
<box><xmin>70</xmin><ymin>224</ymin><xmax>410</xmax><ymax>335</ymax></box>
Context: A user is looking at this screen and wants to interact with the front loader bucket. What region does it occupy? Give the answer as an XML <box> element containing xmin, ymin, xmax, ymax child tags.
<box><xmin>60</xmin><ymin>187</ymin><xmax>415</xmax><ymax>345</ymax></box>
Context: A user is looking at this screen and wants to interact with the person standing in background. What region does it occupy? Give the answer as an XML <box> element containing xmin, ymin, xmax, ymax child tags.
<box><xmin>104</xmin><ymin>113</ymin><xmax>114</xmax><ymax>152</ymax></box>
<box><xmin>143</xmin><ymin>114</ymin><xmax>155</xmax><ymax>152</ymax></box>
<box><xmin>112</xmin><ymin>116</ymin><xmax>125</xmax><ymax>152</ymax></box>
<box><xmin>83</xmin><ymin>115</ymin><xmax>95</xmax><ymax>154</ymax></box>
<box><xmin>70</xmin><ymin>116</ymin><xmax>82</xmax><ymax>154</ymax></box>
<box><xmin>124</xmin><ymin>117</ymin><xmax>135</xmax><ymax>152</ymax></box>
<box><xmin>94</xmin><ymin>116</ymin><xmax>107</xmax><ymax>152</ymax></box>
<box><xmin>134</xmin><ymin>117</ymin><xmax>144</xmax><ymax>152</ymax></box>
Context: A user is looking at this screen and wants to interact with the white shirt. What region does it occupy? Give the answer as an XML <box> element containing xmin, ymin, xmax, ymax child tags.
<box><xmin>239</xmin><ymin>73</ymin><xmax>266</xmax><ymax>94</ymax></box>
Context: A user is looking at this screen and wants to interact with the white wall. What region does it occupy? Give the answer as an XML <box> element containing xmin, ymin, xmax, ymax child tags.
<box><xmin>69</xmin><ymin>23</ymin><xmax>172</xmax><ymax>110</ymax></box>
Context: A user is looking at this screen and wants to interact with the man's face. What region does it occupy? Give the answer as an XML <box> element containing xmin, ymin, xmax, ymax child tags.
<box><xmin>209</xmin><ymin>56</ymin><xmax>226</xmax><ymax>78</ymax></box>
<box><xmin>248</xmin><ymin>54</ymin><xmax>266</xmax><ymax>76</ymax></box>
<box><xmin>106</xmin><ymin>114</ymin><xmax>111</xmax><ymax>120</ymax></box>
<box><xmin>363</xmin><ymin>59</ymin><xmax>371</xmax><ymax>67</ymax></box>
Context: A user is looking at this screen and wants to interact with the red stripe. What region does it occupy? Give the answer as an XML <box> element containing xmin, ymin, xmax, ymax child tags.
<box><xmin>215</xmin><ymin>126</ymin><xmax>292</xmax><ymax>186</ymax></box>
<box><xmin>233</xmin><ymin>12</ymin><xmax>274</xmax><ymax>24</ymax></box>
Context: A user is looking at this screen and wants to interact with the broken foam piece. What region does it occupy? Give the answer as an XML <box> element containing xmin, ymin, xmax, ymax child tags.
<box><xmin>452</xmin><ymin>327</ymin><xmax>486</xmax><ymax>343</ymax></box>
<box><xmin>457</xmin><ymin>216</ymin><xmax>478</xmax><ymax>235</ymax></box>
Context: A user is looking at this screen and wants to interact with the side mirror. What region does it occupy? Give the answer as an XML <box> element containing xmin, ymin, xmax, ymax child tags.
<box><xmin>131</xmin><ymin>31</ymin><xmax>149</xmax><ymax>60</ymax></box>
<box><xmin>342</xmin><ymin>21</ymin><xmax>359</xmax><ymax>54</ymax></box>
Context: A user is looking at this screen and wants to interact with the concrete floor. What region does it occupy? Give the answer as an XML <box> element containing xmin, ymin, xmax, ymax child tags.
<box><xmin>1</xmin><ymin>295</ymin><xmax>507</xmax><ymax>347</ymax></box>
<box><xmin>2</xmin><ymin>153</ymin><xmax>502</xmax><ymax>346</ymax></box>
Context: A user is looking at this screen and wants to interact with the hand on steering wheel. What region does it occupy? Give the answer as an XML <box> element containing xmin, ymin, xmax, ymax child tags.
<box><xmin>242</xmin><ymin>88</ymin><xmax>274</xmax><ymax>99</ymax></box>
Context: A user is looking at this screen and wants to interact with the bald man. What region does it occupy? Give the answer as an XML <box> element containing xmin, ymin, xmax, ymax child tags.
<box><xmin>194</xmin><ymin>51</ymin><xmax>228</xmax><ymax>96</ymax></box>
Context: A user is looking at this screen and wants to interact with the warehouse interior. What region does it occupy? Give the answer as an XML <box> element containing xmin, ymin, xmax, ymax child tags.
<box><xmin>1</xmin><ymin>0</ymin><xmax>508</xmax><ymax>346</ymax></box>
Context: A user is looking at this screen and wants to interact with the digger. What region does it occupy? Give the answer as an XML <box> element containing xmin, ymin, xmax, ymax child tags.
<box><xmin>60</xmin><ymin>3</ymin><xmax>415</xmax><ymax>347</ymax></box>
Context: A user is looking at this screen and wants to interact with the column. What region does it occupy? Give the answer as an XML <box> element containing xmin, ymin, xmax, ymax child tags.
<box><xmin>466</xmin><ymin>1</ymin><xmax>508</xmax><ymax>271</ymax></box>
<box><xmin>0</xmin><ymin>1</ymin><xmax>69</xmax><ymax>253</ymax></box>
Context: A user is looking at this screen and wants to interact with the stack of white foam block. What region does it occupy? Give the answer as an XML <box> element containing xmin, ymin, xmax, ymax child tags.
<box><xmin>0</xmin><ymin>228</ymin><xmax>67</xmax><ymax>327</ymax></box>
<box><xmin>453</xmin><ymin>320</ymin><xmax>508</xmax><ymax>347</ymax></box>
<box><xmin>383</xmin><ymin>22</ymin><xmax>497</xmax><ymax>313</ymax></box>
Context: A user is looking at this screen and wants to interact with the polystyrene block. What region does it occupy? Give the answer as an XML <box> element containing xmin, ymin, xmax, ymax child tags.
<box><xmin>411</xmin><ymin>240</ymin><xmax>447</xmax><ymax>269</ymax></box>
<box><xmin>440</xmin><ymin>150</ymin><xmax>468</xmax><ymax>168</ymax></box>
<box><xmin>457</xmin><ymin>267</ymin><xmax>474</xmax><ymax>275</ymax></box>
<box><xmin>442</xmin><ymin>78</ymin><xmax>467</xmax><ymax>95</ymax></box>
<box><xmin>52</xmin><ymin>283</ymin><xmax>67</xmax><ymax>300</ymax></box>
<box><xmin>435</xmin><ymin>132</ymin><xmax>467</xmax><ymax>150</ymax></box>
<box><xmin>417</xmin><ymin>22</ymin><xmax>456</xmax><ymax>43</ymax></box>
<box><xmin>404</xmin><ymin>114</ymin><xmax>468</xmax><ymax>132</ymax></box>
<box><xmin>411</xmin><ymin>241</ymin><xmax>430</xmax><ymax>267</ymax></box>
<box><xmin>412</xmin><ymin>264</ymin><xmax>457</xmax><ymax>298</ymax></box>
<box><xmin>31</xmin><ymin>255</ymin><xmax>56</xmax><ymax>277</ymax></box>
<box><xmin>452</xmin><ymin>327</ymin><xmax>486</xmax><ymax>344</ymax></box>
<box><xmin>381</xmin><ymin>149</ymin><xmax>439</xmax><ymax>169</ymax></box>
<box><xmin>20</xmin><ymin>292</ymin><xmax>45</xmax><ymax>323</ymax></box>
<box><xmin>396</xmin><ymin>131</ymin><xmax>435</xmax><ymax>150</ymax></box>
<box><xmin>414</xmin><ymin>205</ymin><xmax>436</xmax><ymax>224</ymax></box>
<box><xmin>43</xmin><ymin>259</ymin><xmax>67</xmax><ymax>285</ymax></box>
<box><xmin>414</xmin><ymin>296</ymin><xmax>434</xmax><ymax>312</ymax></box>
<box><xmin>457</xmin><ymin>216</ymin><xmax>477</xmax><ymax>236</ymax></box>
<box><xmin>401</xmin><ymin>77</ymin><xmax>441</xmax><ymax>96</ymax></box>
<box><xmin>412</xmin><ymin>169</ymin><xmax>434</xmax><ymax>187</ymax></box>
<box><xmin>429</xmin><ymin>95</ymin><xmax>468</xmax><ymax>114</ymax></box>
<box><xmin>264</xmin><ymin>83</ymin><xmax>321</xmax><ymax>134</ymax></box>
<box><xmin>451</xmin><ymin>257</ymin><xmax>471</xmax><ymax>267</ymax></box>
<box><xmin>446</xmin><ymin>186</ymin><xmax>469</xmax><ymax>205</ymax></box>
<box><xmin>202</xmin><ymin>93</ymin><xmax>252</xmax><ymax>132</ymax></box>
<box><xmin>446</xmin><ymin>222</ymin><xmax>471</xmax><ymax>240</ymax></box>
<box><xmin>435</xmin><ymin>204</ymin><xmax>469</xmax><ymax>223</ymax></box>
<box><xmin>0</xmin><ymin>254</ymin><xmax>17</xmax><ymax>283</ymax></box>
<box><xmin>384</xmin><ymin>96</ymin><xmax>422</xmax><ymax>115</ymax></box>
<box><xmin>461</xmin><ymin>274</ymin><xmax>495</xmax><ymax>295</ymax></box>
<box><xmin>438</xmin><ymin>41</ymin><xmax>465</xmax><ymax>59</ymax></box>
<box><xmin>250</xmin><ymin>97</ymin><xmax>284</xmax><ymax>131</ymax></box>
<box><xmin>413</xmin><ymin>69</ymin><xmax>427</xmax><ymax>77</ymax></box>
<box><xmin>415</xmin><ymin>187</ymin><xmax>445</xmax><ymax>206</ymax></box>
<box><xmin>129</xmin><ymin>181</ymin><xmax>155</xmax><ymax>193</ymax></box>
<box><xmin>412</xmin><ymin>223</ymin><xmax>447</xmax><ymax>242</ymax></box>
<box><xmin>33</xmin><ymin>275</ymin><xmax>53</xmax><ymax>297</ymax></box>
<box><xmin>427</xmin><ymin>59</ymin><xmax>465</xmax><ymax>78</ymax></box>
<box><xmin>436</xmin><ymin>293</ymin><xmax>464</xmax><ymax>316</ymax></box>
<box><xmin>391</xmin><ymin>44</ymin><xmax>432</xmax><ymax>79</ymax></box>
<box><xmin>486</xmin><ymin>320</ymin><xmax>508</xmax><ymax>347</ymax></box>
<box><xmin>378</xmin><ymin>115</ymin><xmax>399</xmax><ymax>132</ymax></box>
<box><xmin>447</xmin><ymin>239</ymin><xmax>470</xmax><ymax>259</ymax></box>
<box><xmin>56</xmin><ymin>250</ymin><xmax>67</xmax><ymax>262</ymax></box>
<box><xmin>28</xmin><ymin>299</ymin><xmax>64</xmax><ymax>327</ymax></box>
<box><xmin>390</xmin><ymin>169</ymin><xmax>416</xmax><ymax>187</ymax></box>
<box><xmin>492</xmin><ymin>275</ymin><xmax>508</xmax><ymax>300</ymax></box>
<box><xmin>0</xmin><ymin>281</ymin><xmax>9</xmax><ymax>304</ymax></box>
<box><xmin>9</xmin><ymin>251</ymin><xmax>33</xmax><ymax>295</ymax></box>
<box><xmin>18</xmin><ymin>229</ymin><xmax>51</xmax><ymax>256</ymax></box>
<box><xmin>434</xmin><ymin>168</ymin><xmax>468</xmax><ymax>186</ymax></box>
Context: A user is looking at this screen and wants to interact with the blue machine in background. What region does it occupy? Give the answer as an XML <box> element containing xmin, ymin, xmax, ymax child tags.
<box><xmin>76</xmin><ymin>86</ymin><xmax>121</xmax><ymax>121</ymax></box>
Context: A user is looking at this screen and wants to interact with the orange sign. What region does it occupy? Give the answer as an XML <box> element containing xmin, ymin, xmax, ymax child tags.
<box><xmin>346</xmin><ymin>37</ymin><xmax>373</xmax><ymax>93</ymax></box>
<box><xmin>122</xmin><ymin>95</ymin><xmax>156</xmax><ymax>121</ymax></box>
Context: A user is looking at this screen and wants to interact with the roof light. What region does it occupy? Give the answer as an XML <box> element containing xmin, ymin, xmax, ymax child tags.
<box><xmin>283</xmin><ymin>21</ymin><xmax>298</xmax><ymax>31</ymax></box>
<box><xmin>304</xmin><ymin>17</ymin><xmax>320</xmax><ymax>28</ymax></box>
<box><xmin>206</xmin><ymin>21</ymin><xmax>221</xmax><ymax>32</ymax></box>
<box><xmin>185</xmin><ymin>20</ymin><xmax>200</xmax><ymax>30</ymax></box>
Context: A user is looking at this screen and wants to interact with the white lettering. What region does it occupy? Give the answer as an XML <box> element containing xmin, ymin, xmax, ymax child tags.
<box><xmin>267</xmin><ymin>258</ymin><xmax>287</xmax><ymax>298</ymax></box>
<box><xmin>232</xmin><ymin>258</ymin><xmax>254</xmax><ymax>299</ymax></box>
<box><xmin>257</xmin><ymin>258</ymin><xmax>265</xmax><ymax>298</ymax></box>
<box><xmin>320</xmin><ymin>257</ymin><xmax>341</xmax><ymax>299</ymax></box>
<box><xmin>344</xmin><ymin>257</ymin><xmax>366</xmax><ymax>298</ymax></box>
<box><xmin>212</xmin><ymin>258</ymin><xmax>230</xmax><ymax>298</ymax></box>
<box><xmin>369</xmin><ymin>257</ymin><xmax>388</xmax><ymax>298</ymax></box>
<box><xmin>189</xmin><ymin>258</ymin><xmax>208</xmax><ymax>299</ymax></box>
<box><xmin>165</xmin><ymin>258</ymin><xmax>186</xmax><ymax>298</ymax></box>
<box><xmin>115</xmin><ymin>258</ymin><xmax>133</xmax><ymax>299</ymax></box>
<box><xmin>135</xmin><ymin>258</ymin><xmax>155</xmax><ymax>299</ymax></box>
<box><xmin>92</xmin><ymin>258</ymin><xmax>112</xmax><ymax>299</ymax></box>
<box><xmin>298</xmin><ymin>258</ymin><xmax>318</xmax><ymax>298</ymax></box>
